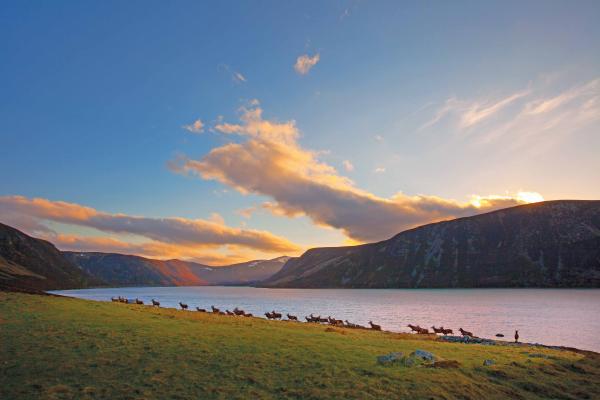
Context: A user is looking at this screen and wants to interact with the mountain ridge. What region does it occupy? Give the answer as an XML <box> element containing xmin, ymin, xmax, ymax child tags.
<box><xmin>0</xmin><ymin>222</ymin><xmax>290</xmax><ymax>291</ymax></box>
<box><xmin>62</xmin><ymin>251</ymin><xmax>289</xmax><ymax>287</ymax></box>
<box><xmin>261</xmin><ymin>200</ymin><xmax>600</xmax><ymax>288</ymax></box>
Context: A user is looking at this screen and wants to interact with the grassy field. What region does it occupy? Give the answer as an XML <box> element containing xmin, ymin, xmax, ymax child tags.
<box><xmin>1</xmin><ymin>292</ymin><xmax>599</xmax><ymax>400</ymax></box>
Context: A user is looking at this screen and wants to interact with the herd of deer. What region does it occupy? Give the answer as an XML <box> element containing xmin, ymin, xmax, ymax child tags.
<box><xmin>265</xmin><ymin>312</ymin><xmax>382</xmax><ymax>330</ymax></box>
<box><xmin>110</xmin><ymin>296</ymin><xmax>522</xmax><ymax>341</ymax></box>
<box><xmin>111</xmin><ymin>296</ymin><xmax>144</xmax><ymax>305</ymax></box>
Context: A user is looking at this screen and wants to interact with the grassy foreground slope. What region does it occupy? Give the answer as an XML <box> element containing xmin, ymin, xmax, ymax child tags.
<box><xmin>1</xmin><ymin>293</ymin><xmax>599</xmax><ymax>400</ymax></box>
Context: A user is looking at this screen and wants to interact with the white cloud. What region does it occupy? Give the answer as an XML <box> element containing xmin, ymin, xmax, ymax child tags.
<box><xmin>294</xmin><ymin>53</ymin><xmax>320</xmax><ymax>75</ymax></box>
<box><xmin>183</xmin><ymin>119</ymin><xmax>204</xmax><ymax>133</ymax></box>
<box><xmin>342</xmin><ymin>160</ymin><xmax>354</xmax><ymax>172</ymax></box>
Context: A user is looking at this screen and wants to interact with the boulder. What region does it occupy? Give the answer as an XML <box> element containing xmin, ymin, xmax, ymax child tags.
<box><xmin>376</xmin><ymin>352</ymin><xmax>403</xmax><ymax>365</ymax></box>
<box><xmin>410</xmin><ymin>349</ymin><xmax>436</xmax><ymax>362</ymax></box>
<box><xmin>400</xmin><ymin>356</ymin><xmax>418</xmax><ymax>367</ymax></box>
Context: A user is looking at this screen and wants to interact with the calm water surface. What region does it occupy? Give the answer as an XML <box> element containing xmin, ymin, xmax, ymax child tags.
<box><xmin>51</xmin><ymin>287</ymin><xmax>600</xmax><ymax>352</ymax></box>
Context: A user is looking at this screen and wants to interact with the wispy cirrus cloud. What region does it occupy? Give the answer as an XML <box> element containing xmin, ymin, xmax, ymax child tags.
<box><xmin>171</xmin><ymin>104</ymin><xmax>543</xmax><ymax>242</ymax></box>
<box><xmin>421</xmin><ymin>77</ymin><xmax>600</xmax><ymax>148</ymax></box>
<box><xmin>479</xmin><ymin>78</ymin><xmax>600</xmax><ymax>146</ymax></box>
<box><xmin>294</xmin><ymin>53</ymin><xmax>320</xmax><ymax>75</ymax></box>
<box><xmin>459</xmin><ymin>90</ymin><xmax>530</xmax><ymax>128</ymax></box>
<box><xmin>523</xmin><ymin>78</ymin><xmax>599</xmax><ymax>116</ymax></box>
<box><xmin>232</xmin><ymin>71</ymin><xmax>247</xmax><ymax>83</ymax></box>
<box><xmin>0</xmin><ymin>195</ymin><xmax>301</xmax><ymax>264</ymax></box>
<box><xmin>421</xmin><ymin>89</ymin><xmax>530</xmax><ymax>130</ymax></box>
<box><xmin>218</xmin><ymin>64</ymin><xmax>247</xmax><ymax>84</ymax></box>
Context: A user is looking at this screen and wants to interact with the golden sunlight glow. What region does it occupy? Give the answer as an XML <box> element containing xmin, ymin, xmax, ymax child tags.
<box><xmin>469</xmin><ymin>191</ymin><xmax>544</xmax><ymax>208</ymax></box>
<box><xmin>516</xmin><ymin>191</ymin><xmax>545</xmax><ymax>203</ymax></box>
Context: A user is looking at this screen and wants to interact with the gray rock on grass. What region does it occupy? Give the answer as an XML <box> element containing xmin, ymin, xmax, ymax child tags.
<box><xmin>410</xmin><ymin>349</ymin><xmax>435</xmax><ymax>362</ymax></box>
<box><xmin>377</xmin><ymin>352</ymin><xmax>403</xmax><ymax>365</ymax></box>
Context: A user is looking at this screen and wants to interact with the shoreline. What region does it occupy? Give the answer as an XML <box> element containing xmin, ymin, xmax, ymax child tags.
<box><xmin>46</xmin><ymin>288</ymin><xmax>600</xmax><ymax>355</ymax></box>
<box><xmin>2</xmin><ymin>291</ymin><xmax>600</xmax><ymax>399</ymax></box>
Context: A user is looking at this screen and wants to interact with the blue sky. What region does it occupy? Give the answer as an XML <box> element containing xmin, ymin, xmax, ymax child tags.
<box><xmin>1</xmin><ymin>1</ymin><xmax>599</xmax><ymax>264</ymax></box>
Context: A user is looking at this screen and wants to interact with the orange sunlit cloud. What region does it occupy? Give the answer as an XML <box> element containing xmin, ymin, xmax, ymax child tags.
<box><xmin>172</xmin><ymin>104</ymin><xmax>545</xmax><ymax>242</ymax></box>
<box><xmin>0</xmin><ymin>195</ymin><xmax>302</xmax><ymax>264</ymax></box>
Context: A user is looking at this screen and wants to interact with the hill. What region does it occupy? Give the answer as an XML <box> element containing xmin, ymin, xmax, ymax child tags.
<box><xmin>262</xmin><ymin>200</ymin><xmax>600</xmax><ymax>288</ymax></box>
<box><xmin>0</xmin><ymin>222</ymin><xmax>97</xmax><ymax>292</ymax></box>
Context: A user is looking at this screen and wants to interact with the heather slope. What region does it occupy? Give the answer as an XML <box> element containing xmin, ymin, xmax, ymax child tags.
<box><xmin>0</xmin><ymin>222</ymin><xmax>97</xmax><ymax>291</ymax></box>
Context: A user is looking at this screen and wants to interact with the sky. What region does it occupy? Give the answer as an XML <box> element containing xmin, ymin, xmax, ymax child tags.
<box><xmin>1</xmin><ymin>1</ymin><xmax>599</xmax><ymax>265</ymax></box>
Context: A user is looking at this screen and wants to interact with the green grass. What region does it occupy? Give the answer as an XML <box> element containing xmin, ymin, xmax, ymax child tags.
<box><xmin>1</xmin><ymin>292</ymin><xmax>599</xmax><ymax>400</ymax></box>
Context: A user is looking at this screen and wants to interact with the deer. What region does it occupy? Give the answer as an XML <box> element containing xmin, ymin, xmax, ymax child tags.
<box><xmin>441</xmin><ymin>327</ymin><xmax>454</xmax><ymax>335</ymax></box>
<box><xmin>344</xmin><ymin>320</ymin><xmax>359</xmax><ymax>328</ymax></box>
<box><xmin>135</xmin><ymin>298</ymin><xmax>144</xmax><ymax>305</ymax></box>
<box><xmin>271</xmin><ymin>311</ymin><xmax>282</xmax><ymax>319</ymax></box>
<box><xmin>459</xmin><ymin>328</ymin><xmax>473</xmax><ymax>337</ymax></box>
<box><xmin>514</xmin><ymin>330</ymin><xmax>519</xmax><ymax>343</ymax></box>
<box><xmin>328</xmin><ymin>316</ymin><xmax>343</xmax><ymax>325</ymax></box>
<box><xmin>431</xmin><ymin>326</ymin><xmax>445</xmax><ymax>334</ymax></box>
<box><xmin>225</xmin><ymin>310</ymin><xmax>234</xmax><ymax>316</ymax></box>
<box><xmin>287</xmin><ymin>314</ymin><xmax>298</xmax><ymax>321</ymax></box>
<box><xmin>111</xmin><ymin>297</ymin><xmax>119</xmax><ymax>302</ymax></box>
<box><xmin>407</xmin><ymin>324</ymin><xmax>422</xmax><ymax>333</ymax></box>
<box><xmin>151</xmin><ymin>299</ymin><xmax>160</xmax><ymax>307</ymax></box>
<box><xmin>369</xmin><ymin>321</ymin><xmax>382</xmax><ymax>331</ymax></box>
<box><xmin>179</xmin><ymin>302</ymin><xmax>188</xmax><ymax>310</ymax></box>
<box><xmin>211</xmin><ymin>306</ymin><xmax>220</xmax><ymax>313</ymax></box>
<box><xmin>265</xmin><ymin>311</ymin><xmax>282</xmax><ymax>320</ymax></box>
<box><xmin>196</xmin><ymin>307</ymin><xmax>206</xmax><ymax>312</ymax></box>
<box><xmin>233</xmin><ymin>307</ymin><xmax>245</xmax><ymax>316</ymax></box>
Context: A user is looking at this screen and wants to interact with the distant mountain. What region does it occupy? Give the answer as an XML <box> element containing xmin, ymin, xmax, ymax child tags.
<box><xmin>62</xmin><ymin>252</ymin><xmax>208</xmax><ymax>287</ymax></box>
<box><xmin>0</xmin><ymin>223</ymin><xmax>98</xmax><ymax>292</ymax></box>
<box><xmin>194</xmin><ymin>256</ymin><xmax>292</xmax><ymax>285</ymax></box>
<box><xmin>63</xmin><ymin>252</ymin><xmax>290</xmax><ymax>287</ymax></box>
<box><xmin>261</xmin><ymin>201</ymin><xmax>600</xmax><ymax>288</ymax></box>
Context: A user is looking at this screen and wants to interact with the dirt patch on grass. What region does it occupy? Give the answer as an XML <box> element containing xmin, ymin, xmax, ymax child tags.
<box><xmin>428</xmin><ymin>360</ymin><xmax>461</xmax><ymax>369</ymax></box>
